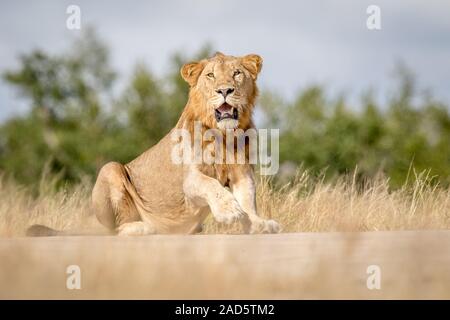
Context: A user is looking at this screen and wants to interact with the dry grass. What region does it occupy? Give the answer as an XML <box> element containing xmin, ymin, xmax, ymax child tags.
<box><xmin>0</xmin><ymin>175</ymin><xmax>94</xmax><ymax>237</ymax></box>
<box><xmin>0</xmin><ymin>169</ymin><xmax>449</xmax><ymax>236</ymax></box>
<box><xmin>1</xmin><ymin>170</ymin><xmax>450</xmax><ymax>299</ymax></box>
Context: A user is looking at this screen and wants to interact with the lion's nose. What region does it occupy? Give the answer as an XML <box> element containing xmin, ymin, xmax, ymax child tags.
<box><xmin>216</xmin><ymin>87</ymin><xmax>235</xmax><ymax>98</ymax></box>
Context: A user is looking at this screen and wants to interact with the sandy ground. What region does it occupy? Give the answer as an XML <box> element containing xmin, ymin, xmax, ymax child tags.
<box><xmin>0</xmin><ymin>231</ymin><xmax>449</xmax><ymax>299</ymax></box>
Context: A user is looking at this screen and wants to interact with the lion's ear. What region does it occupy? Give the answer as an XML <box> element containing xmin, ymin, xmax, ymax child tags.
<box><xmin>181</xmin><ymin>61</ymin><xmax>205</xmax><ymax>87</ymax></box>
<box><xmin>241</xmin><ymin>54</ymin><xmax>263</xmax><ymax>80</ymax></box>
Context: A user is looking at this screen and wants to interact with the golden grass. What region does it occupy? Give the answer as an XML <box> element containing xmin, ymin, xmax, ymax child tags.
<box><xmin>1</xmin><ymin>170</ymin><xmax>450</xmax><ymax>299</ymax></box>
<box><xmin>0</xmin><ymin>169</ymin><xmax>449</xmax><ymax>236</ymax></box>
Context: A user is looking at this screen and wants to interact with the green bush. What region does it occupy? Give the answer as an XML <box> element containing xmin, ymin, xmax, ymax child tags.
<box><xmin>1</xmin><ymin>29</ymin><xmax>449</xmax><ymax>188</ymax></box>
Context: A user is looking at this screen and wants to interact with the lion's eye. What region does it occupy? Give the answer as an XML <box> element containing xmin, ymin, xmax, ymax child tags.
<box><xmin>206</xmin><ymin>72</ymin><xmax>215</xmax><ymax>78</ymax></box>
<box><xmin>233</xmin><ymin>70</ymin><xmax>242</xmax><ymax>77</ymax></box>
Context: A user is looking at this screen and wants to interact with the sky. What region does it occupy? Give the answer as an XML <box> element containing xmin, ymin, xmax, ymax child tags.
<box><xmin>1</xmin><ymin>0</ymin><xmax>450</xmax><ymax>121</ymax></box>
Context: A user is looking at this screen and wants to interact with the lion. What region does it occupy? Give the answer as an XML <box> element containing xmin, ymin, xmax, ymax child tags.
<box><xmin>27</xmin><ymin>52</ymin><xmax>280</xmax><ymax>236</ymax></box>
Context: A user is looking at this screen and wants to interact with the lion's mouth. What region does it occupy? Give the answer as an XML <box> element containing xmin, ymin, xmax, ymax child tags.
<box><xmin>215</xmin><ymin>103</ymin><xmax>238</xmax><ymax>122</ymax></box>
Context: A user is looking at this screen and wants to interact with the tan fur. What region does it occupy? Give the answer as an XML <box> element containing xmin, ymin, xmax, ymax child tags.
<box><xmin>28</xmin><ymin>53</ymin><xmax>280</xmax><ymax>236</ymax></box>
<box><xmin>89</xmin><ymin>53</ymin><xmax>280</xmax><ymax>235</ymax></box>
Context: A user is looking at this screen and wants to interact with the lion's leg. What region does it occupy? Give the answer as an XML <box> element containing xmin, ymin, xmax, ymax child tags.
<box><xmin>117</xmin><ymin>221</ymin><xmax>156</xmax><ymax>236</ymax></box>
<box><xmin>183</xmin><ymin>166</ymin><xmax>248</xmax><ymax>225</ymax></box>
<box><xmin>230</xmin><ymin>165</ymin><xmax>280</xmax><ymax>234</ymax></box>
<box><xmin>92</xmin><ymin>162</ymin><xmax>141</xmax><ymax>231</ymax></box>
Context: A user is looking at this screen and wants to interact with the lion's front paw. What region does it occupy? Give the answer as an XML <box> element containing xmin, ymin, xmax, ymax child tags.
<box><xmin>117</xmin><ymin>221</ymin><xmax>155</xmax><ymax>236</ymax></box>
<box><xmin>250</xmin><ymin>219</ymin><xmax>281</xmax><ymax>234</ymax></box>
<box><xmin>210</xmin><ymin>196</ymin><xmax>246</xmax><ymax>225</ymax></box>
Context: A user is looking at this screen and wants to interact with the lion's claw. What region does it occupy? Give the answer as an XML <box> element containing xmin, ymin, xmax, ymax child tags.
<box><xmin>250</xmin><ymin>219</ymin><xmax>281</xmax><ymax>234</ymax></box>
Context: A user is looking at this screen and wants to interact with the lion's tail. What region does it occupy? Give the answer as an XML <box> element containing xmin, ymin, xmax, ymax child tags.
<box><xmin>26</xmin><ymin>224</ymin><xmax>60</xmax><ymax>237</ymax></box>
<box><xmin>26</xmin><ymin>224</ymin><xmax>116</xmax><ymax>237</ymax></box>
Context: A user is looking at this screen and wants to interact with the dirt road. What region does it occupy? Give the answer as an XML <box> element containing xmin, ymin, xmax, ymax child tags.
<box><xmin>1</xmin><ymin>231</ymin><xmax>449</xmax><ymax>299</ymax></box>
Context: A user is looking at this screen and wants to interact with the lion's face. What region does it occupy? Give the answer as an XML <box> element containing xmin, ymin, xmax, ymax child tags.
<box><xmin>181</xmin><ymin>53</ymin><xmax>262</xmax><ymax>130</ymax></box>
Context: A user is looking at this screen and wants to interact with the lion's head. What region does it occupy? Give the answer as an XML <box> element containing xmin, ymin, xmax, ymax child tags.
<box><xmin>179</xmin><ymin>52</ymin><xmax>262</xmax><ymax>131</ymax></box>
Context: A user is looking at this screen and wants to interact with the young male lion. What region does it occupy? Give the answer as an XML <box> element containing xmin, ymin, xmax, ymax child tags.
<box><xmin>29</xmin><ymin>53</ymin><xmax>280</xmax><ymax>236</ymax></box>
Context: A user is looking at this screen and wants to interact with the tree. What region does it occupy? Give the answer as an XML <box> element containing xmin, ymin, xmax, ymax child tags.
<box><xmin>1</xmin><ymin>29</ymin><xmax>449</xmax><ymax>188</ymax></box>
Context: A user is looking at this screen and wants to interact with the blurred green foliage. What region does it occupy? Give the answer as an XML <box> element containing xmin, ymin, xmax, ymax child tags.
<box><xmin>1</xmin><ymin>30</ymin><xmax>449</xmax><ymax>188</ymax></box>
<box><xmin>260</xmin><ymin>65</ymin><xmax>450</xmax><ymax>187</ymax></box>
